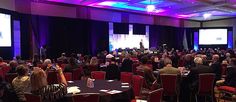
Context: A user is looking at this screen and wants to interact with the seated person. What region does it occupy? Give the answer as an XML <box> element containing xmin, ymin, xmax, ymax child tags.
<box><xmin>42</xmin><ymin>59</ymin><xmax>55</xmax><ymax>71</ymax></box>
<box><xmin>0</xmin><ymin>76</ymin><xmax>18</xmax><ymax>102</ymax></box>
<box><xmin>0</xmin><ymin>57</ymin><xmax>7</xmax><ymax>67</ymax></box>
<box><xmin>30</xmin><ymin>66</ymin><xmax>67</xmax><ymax>102</ymax></box>
<box><xmin>188</xmin><ymin>57</ymin><xmax>213</xmax><ymax>89</ymax></box>
<box><xmin>224</xmin><ymin>58</ymin><xmax>236</xmax><ymax>86</ymax></box>
<box><xmin>159</xmin><ymin>58</ymin><xmax>180</xmax><ymax>75</ymax></box>
<box><xmin>137</xmin><ymin>56</ymin><xmax>157</xmax><ymax>88</ymax></box>
<box><xmin>57</xmin><ymin>53</ymin><xmax>68</xmax><ymax>64</ymax></box>
<box><xmin>12</xmin><ymin>65</ymin><xmax>30</xmax><ymax>102</ymax></box>
<box><xmin>64</xmin><ymin>57</ymin><xmax>79</xmax><ymax>72</ymax></box>
<box><xmin>105</xmin><ymin>57</ymin><xmax>120</xmax><ymax>80</ymax></box>
<box><xmin>8</xmin><ymin>60</ymin><xmax>18</xmax><ymax>73</ymax></box>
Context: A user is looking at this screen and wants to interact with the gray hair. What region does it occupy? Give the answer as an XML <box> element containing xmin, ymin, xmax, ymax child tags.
<box><xmin>194</xmin><ymin>57</ymin><xmax>203</xmax><ymax>65</ymax></box>
<box><xmin>43</xmin><ymin>59</ymin><xmax>52</xmax><ymax>65</ymax></box>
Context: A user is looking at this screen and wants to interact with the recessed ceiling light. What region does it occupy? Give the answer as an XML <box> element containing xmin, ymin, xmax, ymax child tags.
<box><xmin>146</xmin><ymin>5</ymin><xmax>156</xmax><ymax>12</ymax></box>
<box><xmin>203</xmin><ymin>13</ymin><xmax>212</xmax><ymax>19</ymax></box>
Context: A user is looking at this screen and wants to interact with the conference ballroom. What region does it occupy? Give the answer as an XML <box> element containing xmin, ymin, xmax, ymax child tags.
<box><xmin>0</xmin><ymin>0</ymin><xmax>236</xmax><ymax>102</ymax></box>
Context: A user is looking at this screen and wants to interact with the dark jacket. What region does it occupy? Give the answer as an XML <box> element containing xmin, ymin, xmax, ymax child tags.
<box><xmin>211</xmin><ymin>61</ymin><xmax>222</xmax><ymax>81</ymax></box>
<box><xmin>188</xmin><ymin>64</ymin><xmax>214</xmax><ymax>87</ymax></box>
<box><xmin>224</xmin><ymin>65</ymin><xmax>236</xmax><ymax>86</ymax></box>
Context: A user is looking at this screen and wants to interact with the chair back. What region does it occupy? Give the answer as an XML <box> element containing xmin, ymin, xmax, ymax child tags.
<box><xmin>64</xmin><ymin>72</ymin><xmax>72</xmax><ymax>81</ymax></box>
<box><xmin>132</xmin><ymin>75</ymin><xmax>144</xmax><ymax>97</ymax></box>
<box><xmin>91</xmin><ymin>71</ymin><xmax>106</xmax><ymax>80</ymax></box>
<box><xmin>2</xmin><ymin>65</ymin><xmax>10</xmax><ymax>78</ymax></box>
<box><xmin>5</xmin><ymin>73</ymin><xmax>18</xmax><ymax>83</ymax></box>
<box><xmin>72</xmin><ymin>67</ymin><xmax>83</xmax><ymax>80</ymax></box>
<box><xmin>25</xmin><ymin>93</ymin><xmax>42</xmax><ymax>102</ymax></box>
<box><xmin>120</xmin><ymin>72</ymin><xmax>133</xmax><ymax>84</ymax></box>
<box><xmin>148</xmin><ymin>88</ymin><xmax>164</xmax><ymax>102</ymax></box>
<box><xmin>198</xmin><ymin>73</ymin><xmax>215</xmax><ymax>94</ymax></box>
<box><xmin>132</xmin><ymin>63</ymin><xmax>140</xmax><ymax>74</ymax></box>
<box><xmin>160</xmin><ymin>74</ymin><xmax>178</xmax><ymax>96</ymax></box>
<box><xmin>72</xmin><ymin>93</ymin><xmax>100</xmax><ymax>102</ymax></box>
<box><xmin>88</xmin><ymin>65</ymin><xmax>98</xmax><ymax>72</ymax></box>
<box><xmin>47</xmin><ymin>71</ymin><xmax>59</xmax><ymax>84</ymax></box>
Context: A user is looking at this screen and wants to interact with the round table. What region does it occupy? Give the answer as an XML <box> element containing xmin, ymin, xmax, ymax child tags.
<box><xmin>66</xmin><ymin>80</ymin><xmax>134</xmax><ymax>102</ymax></box>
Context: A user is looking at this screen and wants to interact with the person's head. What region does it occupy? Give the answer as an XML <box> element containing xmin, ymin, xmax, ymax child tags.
<box><xmin>9</xmin><ymin>60</ymin><xmax>18</xmax><ymax>68</ymax></box>
<box><xmin>61</xmin><ymin>53</ymin><xmax>66</xmax><ymax>57</ymax></box>
<box><xmin>140</xmin><ymin>56</ymin><xmax>148</xmax><ymax>64</ymax></box>
<box><xmin>90</xmin><ymin>57</ymin><xmax>98</xmax><ymax>65</ymax></box>
<box><xmin>16</xmin><ymin>55</ymin><xmax>21</xmax><ymax>60</ymax></box>
<box><xmin>212</xmin><ymin>54</ymin><xmax>219</xmax><ymax>62</ymax></box>
<box><xmin>16</xmin><ymin>65</ymin><xmax>28</xmax><ymax>76</ymax></box>
<box><xmin>31</xmin><ymin>67</ymin><xmax>47</xmax><ymax>91</ymax></box>
<box><xmin>194</xmin><ymin>57</ymin><xmax>203</xmax><ymax>65</ymax></box>
<box><xmin>164</xmin><ymin>58</ymin><xmax>172</xmax><ymax>66</ymax></box>
<box><xmin>226</xmin><ymin>53</ymin><xmax>231</xmax><ymax>57</ymax></box>
<box><xmin>43</xmin><ymin>59</ymin><xmax>52</xmax><ymax>67</ymax></box>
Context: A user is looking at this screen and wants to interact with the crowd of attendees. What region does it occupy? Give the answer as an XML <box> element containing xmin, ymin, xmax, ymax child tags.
<box><xmin>0</xmin><ymin>47</ymin><xmax>236</xmax><ymax>102</ymax></box>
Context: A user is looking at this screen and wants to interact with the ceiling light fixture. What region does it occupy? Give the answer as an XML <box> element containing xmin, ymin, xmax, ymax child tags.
<box><xmin>203</xmin><ymin>13</ymin><xmax>212</xmax><ymax>19</ymax></box>
<box><xmin>146</xmin><ymin>0</ymin><xmax>155</xmax><ymax>12</ymax></box>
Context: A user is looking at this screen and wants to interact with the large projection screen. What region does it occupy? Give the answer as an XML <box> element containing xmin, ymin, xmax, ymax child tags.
<box><xmin>109</xmin><ymin>23</ymin><xmax>149</xmax><ymax>51</ymax></box>
<box><xmin>0</xmin><ymin>13</ymin><xmax>11</xmax><ymax>47</ymax></box>
<box><xmin>199</xmin><ymin>29</ymin><xmax>227</xmax><ymax>45</ymax></box>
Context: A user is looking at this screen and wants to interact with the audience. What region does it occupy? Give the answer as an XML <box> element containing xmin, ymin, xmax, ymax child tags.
<box><xmin>30</xmin><ymin>66</ymin><xmax>67</xmax><ymax>102</ymax></box>
<box><xmin>12</xmin><ymin>65</ymin><xmax>30</xmax><ymax>102</ymax></box>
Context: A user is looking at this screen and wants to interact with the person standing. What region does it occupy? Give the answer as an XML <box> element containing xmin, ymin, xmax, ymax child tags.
<box><xmin>40</xmin><ymin>45</ymin><xmax>47</xmax><ymax>61</ymax></box>
<box><xmin>139</xmin><ymin>39</ymin><xmax>144</xmax><ymax>51</ymax></box>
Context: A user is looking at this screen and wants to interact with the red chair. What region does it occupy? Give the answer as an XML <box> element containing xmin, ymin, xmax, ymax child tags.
<box><xmin>5</xmin><ymin>73</ymin><xmax>18</xmax><ymax>83</ymax></box>
<box><xmin>195</xmin><ymin>73</ymin><xmax>215</xmax><ymax>102</ymax></box>
<box><xmin>47</xmin><ymin>71</ymin><xmax>59</xmax><ymax>84</ymax></box>
<box><xmin>218</xmin><ymin>86</ymin><xmax>236</xmax><ymax>101</ymax></box>
<box><xmin>132</xmin><ymin>75</ymin><xmax>144</xmax><ymax>97</ymax></box>
<box><xmin>131</xmin><ymin>88</ymin><xmax>163</xmax><ymax>102</ymax></box>
<box><xmin>25</xmin><ymin>93</ymin><xmax>42</xmax><ymax>102</ymax></box>
<box><xmin>88</xmin><ymin>65</ymin><xmax>98</xmax><ymax>72</ymax></box>
<box><xmin>120</xmin><ymin>72</ymin><xmax>133</xmax><ymax>84</ymax></box>
<box><xmin>64</xmin><ymin>72</ymin><xmax>72</xmax><ymax>81</ymax></box>
<box><xmin>2</xmin><ymin>65</ymin><xmax>10</xmax><ymax>78</ymax></box>
<box><xmin>91</xmin><ymin>71</ymin><xmax>106</xmax><ymax>80</ymax></box>
<box><xmin>160</xmin><ymin>74</ymin><xmax>179</xmax><ymax>102</ymax></box>
<box><xmin>72</xmin><ymin>67</ymin><xmax>83</xmax><ymax>80</ymax></box>
<box><xmin>132</xmin><ymin>63</ymin><xmax>140</xmax><ymax>74</ymax></box>
<box><xmin>72</xmin><ymin>93</ymin><xmax>100</xmax><ymax>102</ymax></box>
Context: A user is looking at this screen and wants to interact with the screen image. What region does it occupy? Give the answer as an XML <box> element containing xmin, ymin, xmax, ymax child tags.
<box><xmin>0</xmin><ymin>13</ymin><xmax>11</xmax><ymax>47</ymax></box>
<box><xmin>199</xmin><ymin>29</ymin><xmax>227</xmax><ymax>45</ymax></box>
<box><xmin>109</xmin><ymin>23</ymin><xmax>149</xmax><ymax>51</ymax></box>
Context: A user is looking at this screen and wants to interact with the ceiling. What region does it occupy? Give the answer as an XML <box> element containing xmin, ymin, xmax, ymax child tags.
<box><xmin>44</xmin><ymin>0</ymin><xmax>236</xmax><ymax>21</ymax></box>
